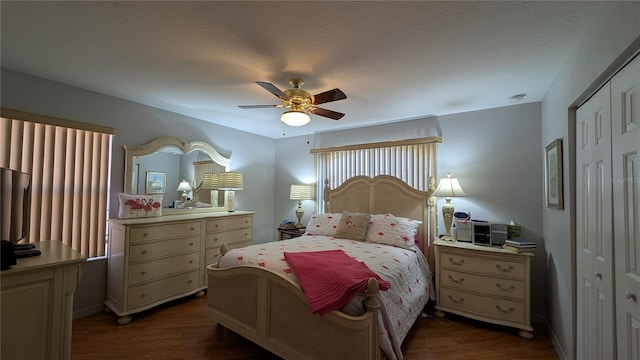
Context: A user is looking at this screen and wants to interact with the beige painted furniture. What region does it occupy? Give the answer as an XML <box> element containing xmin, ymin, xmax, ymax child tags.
<box><xmin>106</xmin><ymin>211</ymin><xmax>253</xmax><ymax>324</ymax></box>
<box><xmin>206</xmin><ymin>175</ymin><xmax>436</xmax><ymax>360</ymax></box>
<box><xmin>433</xmin><ymin>239</ymin><xmax>534</xmax><ymax>339</ymax></box>
<box><xmin>0</xmin><ymin>240</ymin><xmax>86</xmax><ymax>360</ymax></box>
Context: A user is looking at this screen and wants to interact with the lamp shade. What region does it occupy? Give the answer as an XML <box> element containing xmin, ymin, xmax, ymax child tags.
<box><xmin>289</xmin><ymin>184</ymin><xmax>313</xmax><ymax>200</ymax></box>
<box><xmin>176</xmin><ymin>180</ymin><xmax>192</xmax><ymax>192</ymax></box>
<box><xmin>432</xmin><ymin>173</ymin><xmax>466</xmax><ymax>198</ymax></box>
<box><xmin>201</xmin><ymin>173</ymin><xmax>221</xmax><ymax>189</ymax></box>
<box><xmin>281</xmin><ymin>111</ymin><xmax>311</xmax><ymax>126</ymax></box>
<box><xmin>218</xmin><ymin>172</ymin><xmax>243</xmax><ymax>190</ymax></box>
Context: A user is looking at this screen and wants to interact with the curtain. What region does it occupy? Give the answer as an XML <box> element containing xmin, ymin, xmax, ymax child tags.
<box><xmin>0</xmin><ymin>114</ymin><xmax>113</xmax><ymax>258</ymax></box>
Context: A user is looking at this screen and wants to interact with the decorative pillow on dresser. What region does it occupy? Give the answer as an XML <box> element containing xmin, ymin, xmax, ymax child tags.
<box><xmin>335</xmin><ymin>211</ymin><xmax>371</xmax><ymax>241</ymax></box>
<box><xmin>366</xmin><ymin>213</ymin><xmax>421</xmax><ymax>250</ymax></box>
<box><xmin>304</xmin><ymin>213</ymin><xmax>342</xmax><ymax>236</ymax></box>
<box><xmin>117</xmin><ymin>193</ymin><xmax>163</xmax><ymax>219</ymax></box>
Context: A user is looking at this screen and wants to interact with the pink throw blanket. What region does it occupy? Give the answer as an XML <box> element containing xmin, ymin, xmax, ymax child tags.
<box><xmin>284</xmin><ymin>249</ymin><xmax>391</xmax><ymax>315</ymax></box>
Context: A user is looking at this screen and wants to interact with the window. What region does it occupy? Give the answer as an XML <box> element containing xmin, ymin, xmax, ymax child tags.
<box><xmin>311</xmin><ymin>137</ymin><xmax>439</xmax><ymax>212</ymax></box>
<box><xmin>1</xmin><ymin>109</ymin><xmax>114</xmax><ymax>258</ymax></box>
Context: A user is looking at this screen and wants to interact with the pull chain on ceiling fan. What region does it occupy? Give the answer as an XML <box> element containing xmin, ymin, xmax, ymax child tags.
<box><xmin>239</xmin><ymin>78</ymin><xmax>347</xmax><ymax>126</ymax></box>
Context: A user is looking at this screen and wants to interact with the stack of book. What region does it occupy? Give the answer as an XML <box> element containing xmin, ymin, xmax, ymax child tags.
<box><xmin>502</xmin><ymin>238</ymin><xmax>536</xmax><ymax>253</ymax></box>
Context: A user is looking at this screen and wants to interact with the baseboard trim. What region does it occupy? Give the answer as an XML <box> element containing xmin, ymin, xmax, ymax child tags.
<box><xmin>73</xmin><ymin>303</ymin><xmax>105</xmax><ymax>320</ymax></box>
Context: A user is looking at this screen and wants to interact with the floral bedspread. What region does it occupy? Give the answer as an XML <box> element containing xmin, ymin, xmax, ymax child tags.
<box><xmin>218</xmin><ymin>235</ymin><xmax>435</xmax><ymax>360</ymax></box>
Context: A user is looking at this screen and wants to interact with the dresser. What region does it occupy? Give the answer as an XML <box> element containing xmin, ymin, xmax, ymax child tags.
<box><xmin>106</xmin><ymin>211</ymin><xmax>253</xmax><ymax>324</ymax></box>
<box><xmin>433</xmin><ymin>239</ymin><xmax>534</xmax><ymax>339</ymax></box>
<box><xmin>1</xmin><ymin>241</ymin><xmax>86</xmax><ymax>360</ymax></box>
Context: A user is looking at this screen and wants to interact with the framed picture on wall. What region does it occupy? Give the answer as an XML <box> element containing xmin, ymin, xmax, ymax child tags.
<box><xmin>145</xmin><ymin>171</ymin><xmax>166</xmax><ymax>194</ymax></box>
<box><xmin>545</xmin><ymin>138</ymin><xmax>563</xmax><ymax>209</ymax></box>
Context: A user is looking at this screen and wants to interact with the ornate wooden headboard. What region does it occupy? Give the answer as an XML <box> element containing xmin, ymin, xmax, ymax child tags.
<box><xmin>325</xmin><ymin>175</ymin><xmax>436</xmax><ymax>262</ymax></box>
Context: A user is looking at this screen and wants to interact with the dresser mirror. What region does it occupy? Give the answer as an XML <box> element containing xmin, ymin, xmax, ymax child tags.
<box><xmin>124</xmin><ymin>136</ymin><xmax>230</xmax><ymax>214</ymax></box>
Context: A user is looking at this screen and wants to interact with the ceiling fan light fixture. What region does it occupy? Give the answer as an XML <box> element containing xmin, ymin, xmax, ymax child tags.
<box><xmin>281</xmin><ymin>110</ymin><xmax>310</xmax><ymax>126</ymax></box>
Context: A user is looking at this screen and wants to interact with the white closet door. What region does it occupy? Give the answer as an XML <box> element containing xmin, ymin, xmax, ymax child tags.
<box><xmin>576</xmin><ymin>82</ymin><xmax>615</xmax><ymax>360</ymax></box>
<box><xmin>612</xmin><ymin>54</ymin><xmax>640</xmax><ymax>360</ymax></box>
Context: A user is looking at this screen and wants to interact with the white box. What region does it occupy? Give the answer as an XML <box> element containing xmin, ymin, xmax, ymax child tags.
<box><xmin>454</xmin><ymin>219</ymin><xmax>472</xmax><ymax>242</ymax></box>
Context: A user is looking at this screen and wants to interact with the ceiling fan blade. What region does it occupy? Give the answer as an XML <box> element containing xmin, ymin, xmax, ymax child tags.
<box><xmin>256</xmin><ymin>81</ymin><xmax>289</xmax><ymax>100</ymax></box>
<box><xmin>311</xmin><ymin>107</ymin><xmax>345</xmax><ymax>120</ymax></box>
<box><xmin>238</xmin><ymin>104</ymin><xmax>283</xmax><ymax>109</ymax></box>
<box><xmin>312</xmin><ymin>88</ymin><xmax>347</xmax><ymax>105</ymax></box>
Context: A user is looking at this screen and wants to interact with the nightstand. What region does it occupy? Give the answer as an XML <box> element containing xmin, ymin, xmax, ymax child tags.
<box><xmin>433</xmin><ymin>239</ymin><xmax>534</xmax><ymax>339</ymax></box>
<box><xmin>277</xmin><ymin>227</ymin><xmax>305</xmax><ymax>240</ymax></box>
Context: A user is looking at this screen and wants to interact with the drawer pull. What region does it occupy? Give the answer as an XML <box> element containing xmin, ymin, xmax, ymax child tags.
<box><xmin>447</xmin><ymin>274</ymin><xmax>464</xmax><ymax>284</ymax></box>
<box><xmin>495</xmin><ymin>305</ymin><xmax>515</xmax><ymax>314</ymax></box>
<box><xmin>447</xmin><ymin>295</ymin><xmax>464</xmax><ymax>304</ymax></box>
<box><xmin>215</xmin><ymin>224</ymin><xmax>219</xmax><ymax>228</ymax></box>
<box><xmin>448</xmin><ymin>258</ymin><xmax>465</xmax><ymax>266</ymax></box>
<box><xmin>189</xmin><ymin>260</ymin><xmax>194</xmax><ymax>264</ymax></box>
<box><xmin>189</xmin><ymin>242</ymin><xmax>194</xmax><ymax>246</ymax></box>
<box><xmin>190</xmin><ymin>227</ymin><xmax>195</xmax><ymax>231</ymax></box>
<box><xmin>594</xmin><ymin>272</ymin><xmax>602</xmax><ymax>279</ymax></box>
<box><xmin>140</xmin><ymin>294</ymin><xmax>146</xmax><ymax>298</ymax></box>
<box><xmin>141</xmin><ymin>250</ymin><xmax>148</xmax><ymax>255</ymax></box>
<box><xmin>496</xmin><ymin>264</ymin><xmax>514</xmax><ymax>272</ymax></box>
<box><xmin>496</xmin><ymin>283</ymin><xmax>515</xmax><ymax>292</ymax></box>
<box><xmin>140</xmin><ymin>271</ymin><xmax>146</xmax><ymax>275</ymax></box>
<box><xmin>625</xmin><ymin>291</ymin><xmax>637</xmax><ymax>301</ymax></box>
<box><xmin>143</xmin><ymin>233</ymin><xmax>148</xmax><ymax>237</ymax></box>
<box><xmin>188</xmin><ymin>280</ymin><xmax>193</xmax><ymax>284</ymax></box>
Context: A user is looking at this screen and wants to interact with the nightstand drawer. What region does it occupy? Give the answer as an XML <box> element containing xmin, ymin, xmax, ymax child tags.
<box><xmin>440</xmin><ymin>269</ymin><xmax>525</xmax><ymax>299</ymax></box>
<box><xmin>127</xmin><ymin>270</ymin><xmax>200</xmax><ymax>309</ymax></box>
<box><xmin>130</xmin><ymin>221</ymin><xmax>200</xmax><ymax>242</ymax></box>
<box><xmin>439</xmin><ymin>287</ymin><xmax>526</xmax><ymax>324</ymax></box>
<box><xmin>129</xmin><ymin>236</ymin><xmax>200</xmax><ymax>262</ymax></box>
<box><xmin>206</xmin><ymin>215</ymin><xmax>252</xmax><ymax>233</ymax></box>
<box><xmin>439</xmin><ymin>249</ymin><xmax>525</xmax><ymax>279</ymax></box>
<box><xmin>128</xmin><ymin>252</ymin><xmax>200</xmax><ymax>284</ymax></box>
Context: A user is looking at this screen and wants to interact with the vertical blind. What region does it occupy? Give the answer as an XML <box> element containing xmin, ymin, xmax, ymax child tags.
<box><xmin>0</xmin><ymin>114</ymin><xmax>113</xmax><ymax>258</ymax></box>
<box><xmin>312</xmin><ymin>139</ymin><xmax>438</xmax><ymax>213</ymax></box>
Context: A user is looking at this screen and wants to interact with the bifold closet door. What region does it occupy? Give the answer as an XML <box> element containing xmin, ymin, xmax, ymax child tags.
<box><xmin>576</xmin><ymin>81</ymin><xmax>615</xmax><ymax>360</ymax></box>
<box><xmin>612</xmin><ymin>54</ymin><xmax>640</xmax><ymax>360</ymax></box>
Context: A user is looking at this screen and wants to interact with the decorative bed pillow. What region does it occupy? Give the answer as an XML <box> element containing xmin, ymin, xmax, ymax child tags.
<box><xmin>366</xmin><ymin>213</ymin><xmax>421</xmax><ymax>250</ymax></box>
<box><xmin>117</xmin><ymin>193</ymin><xmax>163</xmax><ymax>219</ymax></box>
<box><xmin>304</xmin><ymin>213</ymin><xmax>342</xmax><ymax>236</ymax></box>
<box><xmin>335</xmin><ymin>211</ymin><xmax>371</xmax><ymax>241</ymax></box>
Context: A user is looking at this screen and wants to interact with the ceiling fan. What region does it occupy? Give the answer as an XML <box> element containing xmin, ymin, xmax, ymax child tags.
<box><xmin>239</xmin><ymin>78</ymin><xmax>347</xmax><ymax>126</ymax></box>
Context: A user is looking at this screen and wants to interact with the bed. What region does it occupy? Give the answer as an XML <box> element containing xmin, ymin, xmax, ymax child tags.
<box><xmin>205</xmin><ymin>175</ymin><xmax>436</xmax><ymax>360</ymax></box>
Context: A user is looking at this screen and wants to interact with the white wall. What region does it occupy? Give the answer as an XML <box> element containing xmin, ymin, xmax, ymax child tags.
<box><xmin>276</xmin><ymin>102</ymin><xmax>545</xmax><ymax>317</ymax></box>
<box><xmin>541</xmin><ymin>2</ymin><xmax>640</xmax><ymax>359</ymax></box>
<box><xmin>1</xmin><ymin>68</ymin><xmax>278</xmax><ymax>317</ymax></box>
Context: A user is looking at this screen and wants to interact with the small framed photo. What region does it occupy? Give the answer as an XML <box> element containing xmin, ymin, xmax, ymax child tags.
<box><xmin>145</xmin><ymin>171</ymin><xmax>166</xmax><ymax>194</ymax></box>
<box><xmin>545</xmin><ymin>138</ymin><xmax>563</xmax><ymax>209</ymax></box>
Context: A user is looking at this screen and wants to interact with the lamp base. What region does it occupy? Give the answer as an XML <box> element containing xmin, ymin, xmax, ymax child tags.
<box><xmin>441</xmin><ymin>198</ymin><xmax>455</xmax><ymax>241</ymax></box>
<box><xmin>295</xmin><ymin>202</ymin><xmax>304</xmax><ymax>228</ymax></box>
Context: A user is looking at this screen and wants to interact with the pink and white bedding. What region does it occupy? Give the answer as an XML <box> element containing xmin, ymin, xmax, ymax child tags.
<box><xmin>218</xmin><ymin>235</ymin><xmax>435</xmax><ymax>360</ymax></box>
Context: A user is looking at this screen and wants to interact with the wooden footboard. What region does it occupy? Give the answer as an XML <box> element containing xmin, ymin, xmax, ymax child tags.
<box><xmin>205</xmin><ymin>263</ymin><xmax>383</xmax><ymax>360</ymax></box>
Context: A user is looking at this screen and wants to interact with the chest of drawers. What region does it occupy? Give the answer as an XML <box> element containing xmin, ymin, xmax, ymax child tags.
<box><xmin>106</xmin><ymin>211</ymin><xmax>253</xmax><ymax>324</ymax></box>
<box><xmin>434</xmin><ymin>239</ymin><xmax>534</xmax><ymax>339</ymax></box>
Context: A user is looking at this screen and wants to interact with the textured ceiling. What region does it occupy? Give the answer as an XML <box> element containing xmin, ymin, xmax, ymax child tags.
<box><xmin>1</xmin><ymin>1</ymin><xmax>603</xmax><ymax>139</ymax></box>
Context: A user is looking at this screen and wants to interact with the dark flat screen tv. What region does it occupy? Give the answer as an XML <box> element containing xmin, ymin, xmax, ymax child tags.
<box><xmin>0</xmin><ymin>167</ymin><xmax>31</xmax><ymax>244</ymax></box>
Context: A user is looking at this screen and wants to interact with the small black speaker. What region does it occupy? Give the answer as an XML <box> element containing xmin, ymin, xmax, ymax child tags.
<box><xmin>1</xmin><ymin>240</ymin><xmax>17</xmax><ymax>270</ymax></box>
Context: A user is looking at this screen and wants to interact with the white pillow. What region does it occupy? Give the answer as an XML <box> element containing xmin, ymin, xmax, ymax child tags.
<box><xmin>303</xmin><ymin>213</ymin><xmax>341</xmax><ymax>237</ymax></box>
<box><xmin>366</xmin><ymin>213</ymin><xmax>421</xmax><ymax>250</ymax></box>
<box><xmin>117</xmin><ymin>193</ymin><xmax>163</xmax><ymax>219</ymax></box>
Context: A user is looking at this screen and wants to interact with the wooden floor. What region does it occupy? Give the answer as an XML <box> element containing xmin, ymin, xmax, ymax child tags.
<box><xmin>72</xmin><ymin>295</ymin><xmax>558</xmax><ymax>359</ymax></box>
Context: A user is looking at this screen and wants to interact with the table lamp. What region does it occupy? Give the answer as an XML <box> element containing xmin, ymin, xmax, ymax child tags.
<box><xmin>289</xmin><ymin>184</ymin><xmax>313</xmax><ymax>228</ymax></box>
<box><xmin>202</xmin><ymin>173</ymin><xmax>221</xmax><ymax>206</ymax></box>
<box><xmin>176</xmin><ymin>180</ymin><xmax>192</xmax><ymax>204</ymax></box>
<box><xmin>218</xmin><ymin>172</ymin><xmax>243</xmax><ymax>212</ymax></box>
<box><xmin>432</xmin><ymin>173</ymin><xmax>466</xmax><ymax>241</ymax></box>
